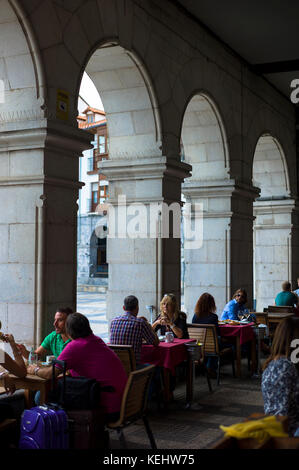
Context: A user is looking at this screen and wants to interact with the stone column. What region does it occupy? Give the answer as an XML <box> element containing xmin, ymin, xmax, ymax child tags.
<box><xmin>253</xmin><ymin>198</ymin><xmax>299</xmax><ymax>311</ymax></box>
<box><xmin>182</xmin><ymin>180</ymin><xmax>259</xmax><ymax>319</ymax></box>
<box><xmin>99</xmin><ymin>157</ymin><xmax>191</xmax><ymax>324</ymax></box>
<box><xmin>0</xmin><ymin>120</ymin><xmax>91</xmax><ymax>347</ymax></box>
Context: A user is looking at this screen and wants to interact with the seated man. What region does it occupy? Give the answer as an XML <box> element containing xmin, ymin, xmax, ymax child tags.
<box><xmin>275</xmin><ymin>281</ymin><xmax>298</xmax><ymax>307</ymax></box>
<box><xmin>27</xmin><ymin>313</ymin><xmax>127</xmax><ymax>422</ymax></box>
<box><xmin>17</xmin><ymin>307</ymin><xmax>73</xmax><ymax>360</ymax></box>
<box><xmin>110</xmin><ymin>295</ymin><xmax>159</xmax><ymax>366</ymax></box>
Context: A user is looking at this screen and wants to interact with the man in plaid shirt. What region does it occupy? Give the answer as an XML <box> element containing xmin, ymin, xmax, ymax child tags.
<box><xmin>110</xmin><ymin>295</ymin><xmax>159</xmax><ymax>365</ymax></box>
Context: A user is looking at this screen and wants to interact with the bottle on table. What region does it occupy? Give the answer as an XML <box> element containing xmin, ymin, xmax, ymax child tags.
<box><xmin>28</xmin><ymin>347</ymin><xmax>38</xmax><ymax>365</ymax></box>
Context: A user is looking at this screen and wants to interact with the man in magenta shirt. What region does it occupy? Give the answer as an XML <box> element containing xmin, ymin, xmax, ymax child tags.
<box><xmin>27</xmin><ymin>313</ymin><xmax>127</xmax><ymax>420</ymax></box>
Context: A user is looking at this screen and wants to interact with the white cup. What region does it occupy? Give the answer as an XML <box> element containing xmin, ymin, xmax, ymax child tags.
<box><xmin>46</xmin><ymin>355</ymin><xmax>56</xmax><ymax>364</ymax></box>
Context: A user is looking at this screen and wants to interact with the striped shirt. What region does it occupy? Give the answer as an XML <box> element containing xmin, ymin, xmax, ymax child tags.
<box><xmin>110</xmin><ymin>312</ymin><xmax>157</xmax><ymax>364</ymax></box>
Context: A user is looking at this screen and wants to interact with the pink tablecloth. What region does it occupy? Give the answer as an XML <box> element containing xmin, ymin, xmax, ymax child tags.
<box><xmin>140</xmin><ymin>338</ymin><xmax>194</xmax><ymax>375</ymax></box>
<box><xmin>219</xmin><ymin>323</ymin><xmax>255</xmax><ymax>345</ymax></box>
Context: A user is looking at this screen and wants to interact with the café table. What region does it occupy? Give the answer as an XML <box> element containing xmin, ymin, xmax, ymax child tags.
<box><xmin>219</xmin><ymin>323</ymin><xmax>257</xmax><ymax>377</ymax></box>
<box><xmin>6</xmin><ymin>373</ymin><xmax>51</xmax><ymax>408</ymax></box>
<box><xmin>140</xmin><ymin>338</ymin><xmax>196</xmax><ymax>405</ymax></box>
<box><xmin>267</xmin><ymin>312</ymin><xmax>294</xmax><ymax>325</ymax></box>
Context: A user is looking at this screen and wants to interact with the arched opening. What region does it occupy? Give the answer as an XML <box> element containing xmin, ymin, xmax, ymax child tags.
<box><xmin>181</xmin><ymin>93</ymin><xmax>230</xmax><ymax>318</ymax></box>
<box><xmin>77</xmin><ymin>43</ymin><xmax>165</xmax><ymax>330</ymax></box>
<box><xmin>181</xmin><ymin>94</ymin><xmax>229</xmax><ymax>181</ymax></box>
<box><xmin>253</xmin><ymin>134</ymin><xmax>292</xmax><ymax>311</ymax></box>
<box><xmin>85</xmin><ymin>43</ymin><xmax>161</xmax><ymax>160</ymax></box>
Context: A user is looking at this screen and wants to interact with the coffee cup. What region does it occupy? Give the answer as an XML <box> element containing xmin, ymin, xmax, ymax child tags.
<box><xmin>46</xmin><ymin>355</ymin><xmax>56</xmax><ymax>364</ymax></box>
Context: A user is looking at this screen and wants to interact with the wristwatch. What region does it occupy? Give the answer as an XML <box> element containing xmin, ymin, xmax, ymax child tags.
<box><xmin>34</xmin><ymin>367</ymin><xmax>40</xmax><ymax>376</ymax></box>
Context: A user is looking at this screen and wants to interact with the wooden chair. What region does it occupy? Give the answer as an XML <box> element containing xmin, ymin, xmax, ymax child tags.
<box><xmin>254</xmin><ymin>312</ymin><xmax>269</xmax><ymax>326</ymax></box>
<box><xmin>254</xmin><ymin>312</ymin><xmax>271</xmax><ymax>343</ymax></box>
<box><xmin>267</xmin><ymin>305</ymin><xmax>295</xmax><ymax>313</ymax></box>
<box><xmin>106</xmin><ymin>365</ymin><xmax>157</xmax><ymax>449</ymax></box>
<box><xmin>108</xmin><ymin>345</ymin><xmax>136</xmax><ymax>376</ymax></box>
<box><xmin>187</xmin><ymin>324</ymin><xmax>235</xmax><ymax>386</ymax></box>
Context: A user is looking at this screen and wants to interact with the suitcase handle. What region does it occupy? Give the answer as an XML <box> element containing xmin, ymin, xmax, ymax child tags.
<box><xmin>51</xmin><ymin>359</ymin><xmax>67</xmax><ymax>407</ymax></box>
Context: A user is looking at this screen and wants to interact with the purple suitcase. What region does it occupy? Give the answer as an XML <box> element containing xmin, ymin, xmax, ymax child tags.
<box><xmin>19</xmin><ymin>406</ymin><xmax>52</xmax><ymax>449</ymax></box>
<box><xmin>19</xmin><ymin>405</ymin><xmax>69</xmax><ymax>449</ymax></box>
<box><xmin>19</xmin><ymin>361</ymin><xmax>69</xmax><ymax>449</ymax></box>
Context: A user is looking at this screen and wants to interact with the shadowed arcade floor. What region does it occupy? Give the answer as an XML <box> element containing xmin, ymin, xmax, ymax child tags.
<box><xmin>108</xmin><ymin>359</ymin><xmax>265</xmax><ymax>449</ymax></box>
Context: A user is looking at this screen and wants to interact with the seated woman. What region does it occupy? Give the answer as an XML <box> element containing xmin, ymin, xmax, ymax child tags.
<box><xmin>192</xmin><ymin>292</ymin><xmax>219</xmax><ymax>331</ymax></box>
<box><xmin>0</xmin><ymin>333</ymin><xmax>27</xmax><ymax>422</ymax></box>
<box><xmin>221</xmin><ymin>288</ymin><xmax>252</xmax><ymax>321</ymax></box>
<box><xmin>0</xmin><ymin>333</ymin><xmax>27</xmax><ymax>391</ymax></box>
<box><xmin>192</xmin><ymin>293</ymin><xmax>229</xmax><ymax>378</ymax></box>
<box><xmin>27</xmin><ymin>313</ymin><xmax>127</xmax><ymax>423</ymax></box>
<box><xmin>152</xmin><ymin>293</ymin><xmax>189</xmax><ymax>339</ymax></box>
<box><xmin>262</xmin><ymin>317</ymin><xmax>299</xmax><ymax>436</ymax></box>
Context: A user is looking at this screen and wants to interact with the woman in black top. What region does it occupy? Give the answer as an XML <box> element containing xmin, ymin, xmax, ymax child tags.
<box><xmin>192</xmin><ymin>292</ymin><xmax>219</xmax><ymax>334</ymax></box>
<box><xmin>192</xmin><ymin>293</ymin><xmax>222</xmax><ymax>377</ymax></box>
<box><xmin>152</xmin><ymin>294</ymin><xmax>189</xmax><ymax>339</ymax></box>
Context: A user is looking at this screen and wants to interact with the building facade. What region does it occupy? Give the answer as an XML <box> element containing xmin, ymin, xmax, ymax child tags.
<box><xmin>77</xmin><ymin>107</ymin><xmax>108</xmax><ymax>290</ymax></box>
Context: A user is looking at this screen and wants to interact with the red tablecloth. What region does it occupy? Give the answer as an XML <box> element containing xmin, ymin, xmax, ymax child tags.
<box><xmin>219</xmin><ymin>323</ymin><xmax>255</xmax><ymax>345</ymax></box>
<box><xmin>140</xmin><ymin>338</ymin><xmax>194</xmax><ymax>375</ymax></box>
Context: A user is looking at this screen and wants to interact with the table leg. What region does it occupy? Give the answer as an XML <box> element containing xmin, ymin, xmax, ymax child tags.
<box><xmin>250</xmin><ymin>337</ymin><xmax>257</xmax><ymax>374</ymax></box>
<box><xmin>24</xmin><ymin>390</ymin><xmax>32</xmax><ymax>408</ymax></box>
<box><xmin>162</xmin><ymin>368</ymin><xmax>171</xmax><ymax>404</ymax></box>
<box><xmin>186</xmin><ymin>358</ymin><xmax>193</xmax><ymax>406</ymax></box>
<box><xmin>236</xmin><ymin>336</ymin><xmax>241</xmax><ymax>377</ymax></box>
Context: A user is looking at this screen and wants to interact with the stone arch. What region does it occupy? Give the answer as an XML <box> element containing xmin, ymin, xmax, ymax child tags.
<box><xmin>245</xmin><ymin>105</ymin><xmax>296</xmax><ymax>196</ymax></box>
<box><xmin>181</xmin><ymin>92</ymin><xmax>232</xmax><ymax>317</ymax></box>
<box><xmin>77</xmin><ymin>40</ymin><xmax>179</xmax><ymax>324</ymax></box>
<box><xmin>0</xmin><ymin>0</ymin><xmax>50</xmax><ymax>346</ymax></box>
<box><xmin>180</xmin><ymin>91</ymin><xmax>230</xmax><ymax>180</ymax></box>
<box><xmin>253</xmin><ymin>134</ymin><xmax>290</xmax><ymax>199</ymax></box>
<box><xmin>252</xmin><ymin>133</ymin><xmax>295</xmax><ymax>311</ymax></box>
<box><xmin>0</xmin><ymin>0</ymin><xmax>46</xmax><ymax>124</ymax></box>
<box><xmin>81</xmin><ymin>42</ymin><xmax>162</xmax><ymax>160</ymax></box>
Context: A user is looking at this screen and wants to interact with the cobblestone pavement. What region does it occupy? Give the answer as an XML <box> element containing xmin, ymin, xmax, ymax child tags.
<box><xmin>77</xmin><ymin>291</ymin><xmax>109</xmax><ymax>341</ymax></box>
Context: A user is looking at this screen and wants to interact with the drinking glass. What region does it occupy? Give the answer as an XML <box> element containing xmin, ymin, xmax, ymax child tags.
<box><xmin>237</xmin><ymin>310</ymin><xmax>243</xmax><ymax>321</ymax></box>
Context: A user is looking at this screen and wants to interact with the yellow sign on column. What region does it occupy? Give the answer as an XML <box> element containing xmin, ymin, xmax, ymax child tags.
<box><xmin>56</xmin><ymin>89</ymin><xmax>69</xmax><ymax>120</ymax></box>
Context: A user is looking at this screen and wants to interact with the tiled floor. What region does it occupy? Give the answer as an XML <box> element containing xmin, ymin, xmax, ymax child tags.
<box><xmin>108</xmin><ymin>360</ymin><xmax>265</xmax><ymax>449</ymax></box>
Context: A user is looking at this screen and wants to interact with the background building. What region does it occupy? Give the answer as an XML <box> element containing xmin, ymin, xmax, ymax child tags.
<box><xmin>77</xmin><ymin>106</ymin><xmax>108</xmax><ymax>291</ymax></box>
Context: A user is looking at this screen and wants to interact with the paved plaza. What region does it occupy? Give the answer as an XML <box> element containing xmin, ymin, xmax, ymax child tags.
<box><xmin>77</xmin><ymin>291</ymin><xmax>109</xmax><ymax>342</ymax></box>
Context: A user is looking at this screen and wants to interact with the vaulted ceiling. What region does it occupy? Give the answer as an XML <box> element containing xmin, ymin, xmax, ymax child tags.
<box><xmin>174</xmin><ymin>0</ymin><xmax>299</xmax><ymax>101</ymax></box>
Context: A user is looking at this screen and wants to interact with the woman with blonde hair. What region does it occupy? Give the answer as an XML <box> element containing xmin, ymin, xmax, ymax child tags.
<box><xmin>262</xmin><ymin>317</ymin><xmax>299</xmax><ymax>436</ymax></box>
<box><xmin>152</xmin><ymin>294</ymin><xmax>189</xmax><ymax>339</ymax></box>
